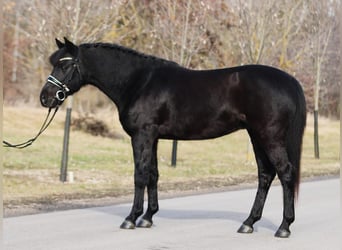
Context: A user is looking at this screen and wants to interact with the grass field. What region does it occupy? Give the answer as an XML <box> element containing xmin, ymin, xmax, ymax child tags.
<box><xmin>3</xmin><ymin>106</ymin><xmax>340</xmax><ymax>208</ymax></box>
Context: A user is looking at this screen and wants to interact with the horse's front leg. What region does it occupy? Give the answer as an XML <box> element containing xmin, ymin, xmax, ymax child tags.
<box><xmin>120</xmin><ymin>128</ymin><xmax>158</xmax><ymax>229</ymax></box>
<box><xmin>137</xmin><ymin>139</ymin><xmax>159</xmax><ymax>228</ymax></box>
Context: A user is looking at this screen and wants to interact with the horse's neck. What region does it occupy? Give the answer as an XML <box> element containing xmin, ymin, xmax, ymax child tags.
<box><xmin>80</xmin><ymin>47</ymin><xmax>147</xmax><ymax>110</ymax></box>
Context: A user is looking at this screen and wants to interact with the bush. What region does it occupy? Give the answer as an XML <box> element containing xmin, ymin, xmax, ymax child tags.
<box><xmin>71</xmin><ymin>115</ymin><xmax>123</xmax><ymax>139</ymax></box>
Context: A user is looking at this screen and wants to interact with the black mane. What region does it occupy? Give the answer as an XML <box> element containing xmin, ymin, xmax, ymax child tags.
<box><xmin>80</xmin><ymin>42</ymin><xmax>179</xmax><ymax>67</ymax></box>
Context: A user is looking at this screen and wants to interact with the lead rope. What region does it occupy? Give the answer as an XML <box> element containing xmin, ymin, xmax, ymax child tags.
<box><xmin>3</xmin><ymin>107</ymin><xmax>59</xmax><ymax>149</ymax></box>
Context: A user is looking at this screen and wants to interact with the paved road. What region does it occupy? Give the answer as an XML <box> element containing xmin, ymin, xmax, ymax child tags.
<box><xmin>4</xmin><ymin>178</ymin><xmax>340</xmax><ymax>250</ymax></box>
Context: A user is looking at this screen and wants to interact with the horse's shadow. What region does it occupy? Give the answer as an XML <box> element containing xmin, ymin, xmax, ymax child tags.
<box><xmin>158</xmin><ymin>209</ymin><xmax>278</xmax><ymax>232</ymax></box>
<box><xmin>94</xmin><ymin>205</ymin><xmax>278</xmax><ymax>232</ymax></box>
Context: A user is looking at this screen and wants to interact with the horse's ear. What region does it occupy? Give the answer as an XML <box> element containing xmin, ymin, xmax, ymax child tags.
<box><xmin>55</xmin><ymin>38</ymin><xmax>64</xmax><ymax>49</ymax></box>
<box><xmin>64</xmin><ymin>37</ymin><xmax>78</xmax><ymax>56</ymax></box>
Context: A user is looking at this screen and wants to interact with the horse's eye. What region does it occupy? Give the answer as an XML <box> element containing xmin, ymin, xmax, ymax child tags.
<box><xmin>60</xmin><ymin>64</ymin><xmax>69</xmax><ymax>71</ymax></box>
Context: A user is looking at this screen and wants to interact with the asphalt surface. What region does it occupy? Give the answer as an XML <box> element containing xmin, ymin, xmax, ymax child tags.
<box><xmin>3</xmin><ymin>178</ymin><xmax>340</xmax><ymax>250</ymax></box>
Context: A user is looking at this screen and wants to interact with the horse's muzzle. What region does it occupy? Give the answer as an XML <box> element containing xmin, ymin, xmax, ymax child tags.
<box><xmin>40</xmin><ymin>89</ymin><xmax>62</xmax><ymax>108</ymax></box>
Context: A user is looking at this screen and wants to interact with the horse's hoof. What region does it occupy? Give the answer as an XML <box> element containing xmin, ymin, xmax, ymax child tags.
<box><xmin>237</xmin><ymin>224</ymin><xmax>254</xmax><ymax>234</ymax></box>
<box><xmin>120</xmin><ymin>220</ymin><xmax>135</xmax><ymax>229</ymax></box>
<box><xmin>136</xmin><ymin>219</ymin><xmax>153</xmax><ymax>228</ymax></box>
<box><xmin>274</xmin><ymin>228</ymin><xmax>291</xmax><ymax>238</ymax></box>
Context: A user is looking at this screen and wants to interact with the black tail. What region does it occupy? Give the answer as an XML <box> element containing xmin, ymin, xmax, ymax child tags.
<box><xmin>286</xmin><ymin>79</ymin><xmax>306</xmax><ymax>199</ymax></box>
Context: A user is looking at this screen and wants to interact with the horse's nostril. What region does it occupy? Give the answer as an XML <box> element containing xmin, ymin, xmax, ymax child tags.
<box><xmin>40</xmin><ymin>92</ymin><xmax>48</xmax><ymax>106</ymax></box>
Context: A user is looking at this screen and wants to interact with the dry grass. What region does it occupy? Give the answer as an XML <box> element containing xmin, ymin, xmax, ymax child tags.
<box><xmin>3</xmin><ymin>106</ymin><xmax>340</xmax><ymax>207</ymax></box>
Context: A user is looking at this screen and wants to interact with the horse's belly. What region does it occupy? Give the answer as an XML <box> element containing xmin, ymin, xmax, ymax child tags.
<box><xmin>158</xmin><ymin>117</ymin><xmax>243</xmax><ymax>140</ymax></box>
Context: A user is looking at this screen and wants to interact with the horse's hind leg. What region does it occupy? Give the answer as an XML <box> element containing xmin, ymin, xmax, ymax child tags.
<box><xmin>238</xmin><ymin>137</ymin><xmax>276</xmax><ymax>234</ymax></box>
<box><xmin>266</xmin><ymin>146</ymin><xmax>296</xmax><ymax>238</ymax></box>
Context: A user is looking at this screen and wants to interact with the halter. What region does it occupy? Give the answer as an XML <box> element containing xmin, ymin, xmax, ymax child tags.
<box><xmin>46</xmin><ymin>56</ymin><xmax>81</xmax><ymax>102</ymax></box>
<box><xmin>3</xmin><ymin>57</ymin><xmax>82</xmax><ymax>149</ymax></box>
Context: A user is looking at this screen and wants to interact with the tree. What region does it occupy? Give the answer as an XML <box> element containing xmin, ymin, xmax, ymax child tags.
<box><xmin>234</xmin><ymin>0</ymin><xmax>279</xmax><ymax>64</ymax></box>
<box><xmin>306</xmin><ymin>0</ymin><xmax>338</xmax><ymax>158</ymax></box>
<box><xmin>234</xmin><ymin>0</ymin><xmax>310</xmax><ymax>69</ymax></box>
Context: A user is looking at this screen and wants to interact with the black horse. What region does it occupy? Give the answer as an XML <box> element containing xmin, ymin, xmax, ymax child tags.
<box><xmin>40</xmin><ymin>38</ymin><xmax>306</xmax><ymax>238</ymax></box>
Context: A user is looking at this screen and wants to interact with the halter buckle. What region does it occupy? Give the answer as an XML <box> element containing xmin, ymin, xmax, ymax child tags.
<box><xmin>56</xmin><ymin>90</ymin><xmax>66</xmax><ymax>101</ymax></box>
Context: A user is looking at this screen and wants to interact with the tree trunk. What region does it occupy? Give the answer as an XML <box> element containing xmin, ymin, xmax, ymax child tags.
<box><xmin>313</xmin><ymin>53</ymin><xmax>321</xmax><ymax>159</ymax></box>
<box><xmin>11</xmin><ymin>11</ymin><xmax>19</xmax><ymax>83</ymax></box>
<box><xmin>314</xmin><ymin>110</ymin><xmax>319</xmax><ymax>159</ymax></box>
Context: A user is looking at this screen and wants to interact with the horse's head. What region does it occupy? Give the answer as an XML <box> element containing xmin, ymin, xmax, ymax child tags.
<box><xmin>40</xmin><ymin>37</ymin><xmax>83</xmax><ymax>108</ymax></box>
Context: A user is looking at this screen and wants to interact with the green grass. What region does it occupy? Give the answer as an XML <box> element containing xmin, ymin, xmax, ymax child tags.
<box><xmin>3</xmin><ymin>106</ymin><xmax>340</xmax><ymax>206</ymax></box>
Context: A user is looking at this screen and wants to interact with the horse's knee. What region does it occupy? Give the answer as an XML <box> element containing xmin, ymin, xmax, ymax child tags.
<box><xmin>149</xmin><ymin>168</ymin><xmax>159</xmax><ymax>184</ymax></box>
<box><xmin>134</xmin><ymin>167</ymin><xmax>150</xmax><ymax>187</ymax></box>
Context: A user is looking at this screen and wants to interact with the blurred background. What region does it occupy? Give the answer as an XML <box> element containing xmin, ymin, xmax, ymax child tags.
<box><xmin>3</xmin><ymin>0</ymin><xmax>340</xmax><ymax>118</ymax></box>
